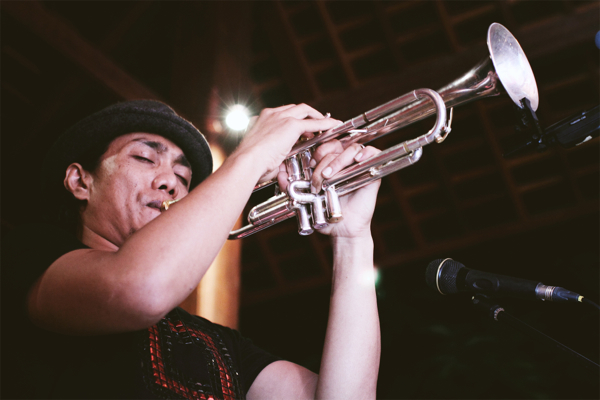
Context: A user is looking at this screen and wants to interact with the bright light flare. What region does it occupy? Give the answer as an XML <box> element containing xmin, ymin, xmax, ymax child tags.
<box><xmin>374</xmin><ymin>267</ymin><xmax>382</xmax><ymax>287</ymax></box>
<box><xmin>225</xmin><ymin>105</ymin><xmax>250</xmax><ymax>131</ymax></box>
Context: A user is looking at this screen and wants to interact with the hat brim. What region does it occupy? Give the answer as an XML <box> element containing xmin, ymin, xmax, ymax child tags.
<box><xmin>41</xmin><ymin>100</ymin><xmax>213</xmax><ymax>199</ymax></box>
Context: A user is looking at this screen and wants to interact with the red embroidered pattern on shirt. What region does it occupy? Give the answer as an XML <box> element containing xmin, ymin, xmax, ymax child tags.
<box><xmin>147</xmin><ymin>320</ymin><xmax>236</xmax><ymax>400</ymax></box>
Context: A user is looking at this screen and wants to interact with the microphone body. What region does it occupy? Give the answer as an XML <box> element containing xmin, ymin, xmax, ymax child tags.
<box><xmin>426</xmin><ymin>259</ymin><xmax>582</xmax><ymax>303</ymax></box>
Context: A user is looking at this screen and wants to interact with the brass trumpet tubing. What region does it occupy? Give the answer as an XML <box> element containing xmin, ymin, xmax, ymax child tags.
<box><xmin>287</xmin><ymin>90</ymin><xmax>424</xmax><ymax>159</ymax></box>
<box><xmin>228</xmin><ymin>149</ymin><xmax>424</xmax><ymax>239</ymax></box>
<box><xmin>332</xmin><ymin>148</ymin><xmax>423</xmax><ymax>198</ymax></box>
<box><xmin>248</xmin><ymin>193</ymin><xmax>292</xmax><ymax>225</ymax></box>
<box><xmin>232</xmin><ymin>89</ymin><xmax>448</xmax><ymax>240</ymax></box>
<box><xmin>323</xmin><ymin>142</ymin><xmax>424</xmax><ymax>193</ymax></box>
<box><xmin>338</xmin><ymin>65</ymin><xmax>499</xmax><ymax>148</ymax></box>
<box><xmin>230</xmin><ymin>209</ymin><xmax>297</xmax><ymax>239</ymax></box>
<box><xmin>250</xmin><ymin>64</ymin><xmax>495</xmax><ymax>193</ymax></box>
<box><xmin>324</xmin><ymin>89</ymin><xmax>447</xmax><ymax>189</ymax></box>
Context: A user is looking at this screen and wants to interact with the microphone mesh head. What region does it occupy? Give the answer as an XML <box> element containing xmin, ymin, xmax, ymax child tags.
<box><xmin>425</xmin><ymin>259</ymin><xmax>464</xmax><ymax>295</ymax></box>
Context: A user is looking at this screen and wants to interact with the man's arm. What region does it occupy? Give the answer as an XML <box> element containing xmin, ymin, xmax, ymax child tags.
<box><xmin>28</xmin><ymin>104</ymin><xmax>341</xmax><ymax>335</ymax></box>
<box><xmin>247</xmin><ymin>143</ymin><xmax>381</xmax><ymax>400</ymax></box>
<box><xmin>247</xmin><ymin>237</ymin><xmax>380</xmax><ymax>400</ymax></box>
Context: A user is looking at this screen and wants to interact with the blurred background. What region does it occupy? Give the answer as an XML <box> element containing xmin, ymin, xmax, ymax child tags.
<box><xmin>2</xmin><ymin>1</ymin><xmax>598</xmax><ymax>398</ymax></box>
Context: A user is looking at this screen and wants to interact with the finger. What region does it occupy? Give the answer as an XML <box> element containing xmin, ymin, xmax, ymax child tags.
<box><xmin>310</xmin><ymin>153</ymin><xmax>339</xmax><ymax>193</ymax></box>
<box><xmin>266</xmin><ymin>104</ymin><xmax>297</xmax><ymax>114</ymax></box>
<box><xmin>320</xmin><ymin>143</ymin><xmax>363</xmax><ymax>178</ymax></box>
<box><xmin>310</xmin><ymin>140</ymin><xmax>344</xmax><ymax>167</ymax></box>
<box><xmin>354</xmin><ymin>145</ymin><xmax>381</xmax><ymax>163</ymax></box>
<box><xmin>285</xmin><ymin>117</ymin><xmax>341</xmax><ymax>138</ymax></box>
<box><xmin>277</xmin><ymin>169</ymin><xmax>289</xmax><ymax>192</ymax></box>
<box><xmin>301</xmin><ymin>117</ymin><xmax>342</xmax><ymax>141</ymax></box>
<box><xmin>311</xmin><ymin>144</ymin><xmax>379</xmax><ymax>193</ymax></box>
<box><xmin>280</xmin><ymin>103</ymin><xmax>325</xmax><ymax>120</ymax></box>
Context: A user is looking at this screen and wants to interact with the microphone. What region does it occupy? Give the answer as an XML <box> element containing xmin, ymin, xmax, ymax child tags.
<box><xmin>425</xmin><ymin>258</ymin><xmax>583</xmax><ymax>303</ymax></box>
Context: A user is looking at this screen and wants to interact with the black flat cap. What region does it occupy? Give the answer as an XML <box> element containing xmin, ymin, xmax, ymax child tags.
<box><xmin>41</xmin><ymin>100</ymin><xmax>213</xmax><ymax>198</ymax></box>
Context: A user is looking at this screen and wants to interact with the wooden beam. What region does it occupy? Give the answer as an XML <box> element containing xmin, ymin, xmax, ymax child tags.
<box><xmin>315</xmin><ymin>0</ymin><xmax>359</xmax><ymax>88</ymax></box>
<box><xmin>17</xmin><ymin>1</ymin><xmax>156</xmax><ymax>150</ymax></box>
<box><xmin>169</xmin><ymin>1</ymin><xmax>220</xmax><ymax>132</ymax></box>
<box><xmin>2</xmin><ymin>1</ymin><xmax>161</xmax><ymax>101</ymax></box>
<box><xmin>263</xmin><ymin>1</ymin><xmax>321</xmax><ymax>101</ymax></box>
<box><xmin>310</xmin><ymin>4</ymin><xmax>599</xmax><ymax>119</ymax></box>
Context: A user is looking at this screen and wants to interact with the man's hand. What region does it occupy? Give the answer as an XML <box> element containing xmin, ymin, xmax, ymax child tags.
<box><xmin>277</xmin><ymin>139</ymin><xmax>381</xmax><ymax>239</ymax></box>
<box><xmin>233</xmin><ymin>104</ymin><xmax>341</xmax><ymax>185</ymax></box>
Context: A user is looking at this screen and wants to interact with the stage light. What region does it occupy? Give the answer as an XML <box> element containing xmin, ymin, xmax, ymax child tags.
<box><xmin>225</xmin><ymin>105</ymin><xmax>250</xmax><ymax>131</ymax></box>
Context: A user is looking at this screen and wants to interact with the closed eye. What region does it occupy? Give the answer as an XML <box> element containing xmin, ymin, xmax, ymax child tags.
<box><xmin>176</xmin><ymin>174</ymin><xmax>189</xmax><ymax>187</ymax></box>
<box><xmin>133</xmin><ymin>155</ymin><xmax>154</xmax><ymax>163</ymax></box>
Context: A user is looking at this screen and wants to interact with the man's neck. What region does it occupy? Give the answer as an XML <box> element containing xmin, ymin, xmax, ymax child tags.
<box><xmin>80</xmin><ymin>224</ymin><xmax>120</xmax><ymax>252</ymax></box>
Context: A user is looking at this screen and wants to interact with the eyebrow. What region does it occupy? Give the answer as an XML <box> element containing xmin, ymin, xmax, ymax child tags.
<box><xmin>134</xmin><ymin>138</ymin><xmax>191</xmax><ymax>169</ymax></box>
<box><xmin>175</xmin><ymin>154</ymin><xmax>191</xmax><ymax>169</ymax></box>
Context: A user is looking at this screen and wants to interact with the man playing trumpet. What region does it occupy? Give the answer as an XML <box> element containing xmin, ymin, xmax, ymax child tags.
<box><xmin>3</xmin><ymin>100</ymin><xmax>381</xmax><ymax>399</ymax></box>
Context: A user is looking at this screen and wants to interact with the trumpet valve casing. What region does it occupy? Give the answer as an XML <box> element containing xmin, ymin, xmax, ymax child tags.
<box><xmin>325</xmin><ymin>186</ymin><xmax>343</xmax><ymax>223</ymax></box>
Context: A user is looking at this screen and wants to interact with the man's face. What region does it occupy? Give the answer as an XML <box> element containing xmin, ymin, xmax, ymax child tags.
<box><xmin>82</xmin><ymin>132</ymin><xmax>192</xmax><ymax>247</ymax></box>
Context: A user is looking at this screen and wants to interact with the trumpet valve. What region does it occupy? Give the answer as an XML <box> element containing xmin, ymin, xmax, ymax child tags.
<box><xmin>294</xmin><ymin>204</ymin><xmax>314</xmax><ymax>236</ymax></box>
<box><xmin>325</xmin><ymin>186</ymin><xmax>343</xmax><ymax>223</ymax></box>
<box><xmin>311</xmin><ymin>195</ymin><xmax>329</xmax><ymax>229</ymax></box>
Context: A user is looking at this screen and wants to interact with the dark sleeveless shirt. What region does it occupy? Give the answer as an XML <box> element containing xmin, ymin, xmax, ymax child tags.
<box><xmin>2</xmin><ymin>223</ymin><xmax>279</xmax><ymax>399</ymax></box>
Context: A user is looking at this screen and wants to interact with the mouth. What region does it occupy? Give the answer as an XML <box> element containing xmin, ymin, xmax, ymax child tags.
<box><xmin>147</xmin><ymin>200</ymin><xmax>165</xmax><ymax>211</ymax></box>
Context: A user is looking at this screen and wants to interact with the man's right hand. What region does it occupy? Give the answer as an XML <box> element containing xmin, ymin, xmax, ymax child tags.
<box><xmin>233</xmin><ymin>104</ymin><xmax>341</xmax><ymax>185</ymax></box>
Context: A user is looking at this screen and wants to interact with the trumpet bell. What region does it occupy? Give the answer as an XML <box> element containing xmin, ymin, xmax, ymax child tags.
<box><xmin>487</xmin><ymin>23</ymin><xmax>538</xmax><ymax>111</ymax></box>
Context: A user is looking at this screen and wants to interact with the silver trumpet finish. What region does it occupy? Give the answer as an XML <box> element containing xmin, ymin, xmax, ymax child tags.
<box><xmin>230</xmin><ymin>89</ymin><xmax>450</xmax><ymax>239</ymax></box>
<box><xmin>228</xmin><ymin>23</ymin><xmax>538</xmax><ymax>240</ymax></box>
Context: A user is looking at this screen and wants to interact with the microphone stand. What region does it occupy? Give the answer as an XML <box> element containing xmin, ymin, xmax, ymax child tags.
<box><xmin>471</xmin><ymin>294</ymin><xmax>599</xmax><ymax>377</ymax></box>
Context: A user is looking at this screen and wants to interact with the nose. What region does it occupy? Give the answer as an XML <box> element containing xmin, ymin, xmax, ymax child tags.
<box><xmin>152</xmin><ymin>169</ymin><xmax>179</xmax><ymax>198</ymax></box>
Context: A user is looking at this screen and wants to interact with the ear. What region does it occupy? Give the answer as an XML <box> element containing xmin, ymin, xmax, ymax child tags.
<box><xmin>64</xmin><ymin>163</ymin><xmax>92</xmax><ymax>201</ymax></box>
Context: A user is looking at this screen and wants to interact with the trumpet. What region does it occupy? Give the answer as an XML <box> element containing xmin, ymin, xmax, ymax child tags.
<box><xmin>225</xmin><ymin>23</ymin><xmax>539</xmax><ymax>240</ymax></box>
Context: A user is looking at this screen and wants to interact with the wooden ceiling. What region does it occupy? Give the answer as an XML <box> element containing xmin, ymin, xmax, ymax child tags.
<box><xmin>2</xmin><ymin>1</ymin><xmax>598</xmax><ymax>307</ymax></box>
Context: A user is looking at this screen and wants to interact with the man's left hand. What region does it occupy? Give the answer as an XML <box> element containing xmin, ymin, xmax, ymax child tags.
<box><xmin>277</xmin><ymin>140</ymin><xmax>381</xmax><ymax>239</ymax></box>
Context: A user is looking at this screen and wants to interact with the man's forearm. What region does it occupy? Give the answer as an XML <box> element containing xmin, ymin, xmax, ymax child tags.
<box><xmin>316</xmin><ymin>235</ymin><xmax>381</xmax><ymax>400</ymax></box>
<box><xmin>112</xmin><ymin>150</ymin><xmax>264</xmax><ymax>313</ymax></box>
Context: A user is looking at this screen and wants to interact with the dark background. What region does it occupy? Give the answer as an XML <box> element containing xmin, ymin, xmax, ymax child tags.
<box><xmin>2</xmin><ymin>1</ymin><xmax>598</xmax><ymax>398</ymax></box>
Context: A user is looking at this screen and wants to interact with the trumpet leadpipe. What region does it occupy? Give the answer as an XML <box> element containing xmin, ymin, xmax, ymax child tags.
<box><xmin>248</xmin><ymin>193</ymin><xmax>292</xmax><ymax>225</ymax></box>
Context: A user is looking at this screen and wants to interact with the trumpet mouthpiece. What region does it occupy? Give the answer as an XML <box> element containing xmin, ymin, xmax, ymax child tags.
<box><xmin>160</xmin><ymin>199</ymin><xmax>180</xmax><ymax>212</ymax></box>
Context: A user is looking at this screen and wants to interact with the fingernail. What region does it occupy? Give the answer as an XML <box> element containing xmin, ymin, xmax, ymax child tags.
<box><xmin>311</xmin><ymin>184</ymin><xmax>317</xmax><ymax>194</ymax></box>
<box><xmin>322</xmin><ymin>167</ymin><xmax>332</xmax><ymax>177</ymax></box>
<box><xmin>310</xmin><ymin>159</ymin><xmax>316</xmax><ymax>168</ymax></box>
<box><xmin>355</xmin><ymin>152</ymin><xmax>363</xmax><ymax>161</ymax></box>
<box><xmin>324</xmin><ymin>112</ymin><xmax>331</xmax><ymax>118</ymax></box>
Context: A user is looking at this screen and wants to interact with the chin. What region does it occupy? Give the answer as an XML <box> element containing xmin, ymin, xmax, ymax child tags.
<box><xmin>142</xmin><ymin>209</ymin><xmax>161</xmax><ymax>226</ymax></box>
